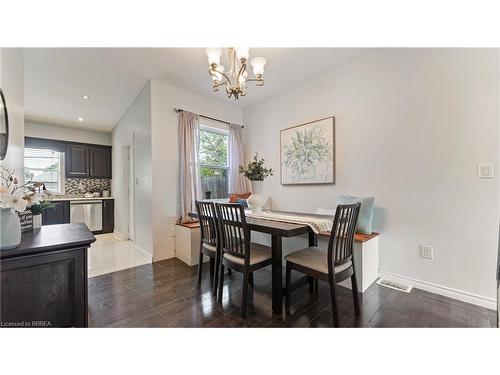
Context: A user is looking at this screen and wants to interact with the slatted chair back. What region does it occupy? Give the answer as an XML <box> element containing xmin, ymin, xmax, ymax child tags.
<box><xmin>327</xmin><ymin>203</ymin><xmax>361</xmax><ymax>268</ymax></box>
<box><xmin>195</xmin><ymin>201</ymin><xmax>218</xmax><ymax>248</ymax></box>
<box><xmin>215</xmin><ymin>203</ymin><xmax>250</xmax><ymax>265</ymax></box>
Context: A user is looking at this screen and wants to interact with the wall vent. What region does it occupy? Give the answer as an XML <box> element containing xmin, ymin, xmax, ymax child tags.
<box><xmin>376</xmin><ymin>278</ymin><xmax>413</xmax><ymax>293</ymax></box>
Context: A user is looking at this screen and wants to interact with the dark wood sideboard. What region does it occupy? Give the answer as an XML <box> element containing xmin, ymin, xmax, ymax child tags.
<box><xmin>0</xmin><ymin>223</ymin><xmax>95</xmax><ymax>328</ymax></box>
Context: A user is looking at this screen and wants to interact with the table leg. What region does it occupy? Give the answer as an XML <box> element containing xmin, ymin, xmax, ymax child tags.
<box><xmin>271</xmin><ymin>234</ymin><xmax>283</xmax><ymax>315</ymax></box>
<box><xmin>309</xmin><ymin>231</ymin><xmax>317</xmax><ymax>247</ymax></box>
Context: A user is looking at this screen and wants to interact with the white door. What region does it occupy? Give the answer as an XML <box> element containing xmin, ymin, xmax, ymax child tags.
<box><xmin>123</xmin><ymin>143</ymin><xmax>135</xmax><ymax>242</ymax></box>
<box><xmin>128</xmin><ymin>140</ymin><xmax>135</xmax><ymax>242</ymax></box>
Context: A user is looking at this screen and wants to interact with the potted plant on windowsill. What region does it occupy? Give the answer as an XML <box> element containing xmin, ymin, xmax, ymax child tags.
<box><xmin>239</xmin><ymin>153</ymin><xmax>273</xmax><ymax>214</ymax></box>
<box><xmin>0</xmin><ymin>166</ymin><xmax>44</xmax><ymax>250</ymax></box>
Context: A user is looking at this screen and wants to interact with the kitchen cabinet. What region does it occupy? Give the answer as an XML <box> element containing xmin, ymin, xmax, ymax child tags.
<box><xmin>65</xmin><ymin>144</ymin><xmax>89</xmax><ymax>177</ymax></box>
<box><xmin>89</xmin><ymin>146</ymin><xmax>112</xmax><ymax>178</ymax></box>
<box><xmin>102</xmin><ymin>199</ymin><xmax>114</xmax><ymax>234</ymax></box>
<box><xmin>42</xmin><ymin>201</ymin><xmax>70</xmax><ymax>225</ymax></box>
<box><xmin>65</xmin><ymin>143</ymin><xmax>111</xmax><ymax>179</ymax></box>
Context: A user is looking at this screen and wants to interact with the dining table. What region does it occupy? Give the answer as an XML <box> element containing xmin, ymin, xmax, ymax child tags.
<box><xmin>188</xmin><ymin>210</ymin><xmax>320</xmax><ymax>315</ymax></box>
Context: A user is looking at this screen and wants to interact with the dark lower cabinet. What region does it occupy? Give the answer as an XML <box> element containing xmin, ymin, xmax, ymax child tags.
<box><xmin>42</xmin><ymin>201</ymin><xmax>70</xmax><ymax>225</ymax></box>
<box><xmin>0</xmin><ymin>224</ymin><xmax>95</xmax><ymax>328</ymax></box>
<box><xmin>102</xmin><ymin>199</ymin><xmax>114</xmax><ymax>234</ymax></box>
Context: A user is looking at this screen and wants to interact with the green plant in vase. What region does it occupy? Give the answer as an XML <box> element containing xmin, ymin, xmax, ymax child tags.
<box><xmin>239</xmin><ymin>153</ymin><xmax>273</xmax><ymax>214</ymax></box>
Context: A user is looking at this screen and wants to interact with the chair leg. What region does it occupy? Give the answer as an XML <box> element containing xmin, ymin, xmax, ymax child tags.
<box><xmin>227</xmin><ymin>268</ymin><xmax>232</xmax><ymax>276</ymax></box>
<box><xmin>308</xmin><ymin>276</ymin><xmax>314</xmax><ymax>294</ymax></box>
<box><xmin>197</xmin><ymin>247</ymin><xmax>204</xmax><ymax>284</ymax></box>
<box><xmin>213</xmin><ymin>252</ymin><xmax>220</xmax><ymax>296</ymax></box>
<box><xmin>285</xmin><ymin>262</ymin><xmax>292</xmax><ymax>313</ymax></box>
<box><xmin>314</xmin><ymin>279</ymin><xmax>319</xmax><ymax>295</ymax></box>
<box><xmin>241</xmin><ymin>272</ymin><xmax>249</xmax><ymax>318</ymax></box>
<box><xmin>209</xmin><ymin>257</ymin><xmax>215</xmax><ymax>279</ymax></box>
<box><xmin>329</xmin><ymin>278</ymin><xmax>340</xmax><ymax>327</ymax></box>
<box><xmin>217</xmin><ymin>264</ymin><xmax>225</xmax><ymax>303</ymax></box>
<box><xmin>351</xmin><ymin>274</ymin><xmax>361</xmax><ymax>316</ymax></box>
<box><xmin>248</xmin><ymin>272</ymin><xmax>254</xmax><ymax>287</ymax></box>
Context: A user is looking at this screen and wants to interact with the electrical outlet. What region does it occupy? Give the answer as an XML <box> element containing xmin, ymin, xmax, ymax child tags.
<box><xmin>420</xmin><ymin>246</ymin><xmax>434</xmax><ymax>259</ymax></box>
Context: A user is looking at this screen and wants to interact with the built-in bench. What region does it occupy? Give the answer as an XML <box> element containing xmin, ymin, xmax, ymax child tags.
<box><xmin>175</xmin><ymin>221</ymin><xmax>380</xmax><ymax>293</ymax></box>
<box><xmin>318</xmin><ymin>231</ymin><xmax>380</xmax><ymax>293</ymax></box>
<box><xmin>174</xmin><ymin>222</ymin><xmax>208</xmax><ymax>266</ymax></box>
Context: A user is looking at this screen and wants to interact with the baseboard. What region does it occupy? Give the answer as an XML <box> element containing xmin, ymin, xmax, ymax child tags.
<box><xmin>133</xmin><ymin>243</ymin><xmax>153</xmax><ymax>262</ymax></box>
<box><xmin>378</xmin><ymin>271</ymin><xmax>497</xmax><ymax>310</ymax></box>
<box><xmin>113</xmin><ymin>230</ymin><xmax>127</xmax><ymax>241</ymax></box>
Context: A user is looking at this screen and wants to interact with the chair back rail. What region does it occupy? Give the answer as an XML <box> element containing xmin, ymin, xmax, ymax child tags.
<box><xmin>327</xmin><ymin>203</ymin><xmax>361</xmax><ymax>268</ymax></box>
<box><xmin>195</xmin><ymin>201</ymin><xmax>218</xmax><ymax>247</ymax></box>
<box><xmin>215</xmin><ymin>203</ymin><xmax>250</xmax><ymax>265</ymax></box>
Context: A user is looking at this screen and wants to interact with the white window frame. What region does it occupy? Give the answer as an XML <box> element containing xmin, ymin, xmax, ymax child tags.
<box><xmin>24</xmin><ymin>148</ymin><xmax>66</xmax><ymax>195</ymax></box>
<box><xmin>199</xmin><ymin>122</ymin><xmax>229</xmax><ymax>197</ymax></box>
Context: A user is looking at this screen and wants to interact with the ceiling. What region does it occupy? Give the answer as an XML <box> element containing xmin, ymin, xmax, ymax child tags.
<box><xmin>24</xmin><ymin>48</ymin><xmax>366</xmax><ymax>132</ymax></box>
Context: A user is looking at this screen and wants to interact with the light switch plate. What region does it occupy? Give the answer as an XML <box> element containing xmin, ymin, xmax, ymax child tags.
<box><xmin>478</xmin><ymin>163</ymin><xmax>494</xmax><ymax>179</ymax></box>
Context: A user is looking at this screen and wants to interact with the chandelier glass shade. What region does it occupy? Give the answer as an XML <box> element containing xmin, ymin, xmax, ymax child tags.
<box><xmin>205</xmin><ymin>48</ymin><xmax>267</xmax><ymax>100</ymax></box>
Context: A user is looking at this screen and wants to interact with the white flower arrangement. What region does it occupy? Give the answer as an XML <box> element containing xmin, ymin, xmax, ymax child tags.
<box><xmin>0</xmin><ymin>166</ymin><xmax>45</xmax><ymax>213</ymax></box>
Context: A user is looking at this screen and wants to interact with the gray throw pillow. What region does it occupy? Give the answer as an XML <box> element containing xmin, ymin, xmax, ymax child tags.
<box><xmin>337</xmin><ymin>195</ymin><xmax>375</xmax><ymax>234</ymax></box>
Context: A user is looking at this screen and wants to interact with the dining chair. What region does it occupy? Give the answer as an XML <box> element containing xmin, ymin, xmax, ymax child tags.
<box><xmin>284</xmin><ymin>203</ymin><xmax>361</xmax><ymax>327</ymax></box>
<box><xmin>195</xmin><ymin>200</ymin><xmax>221</xmax><ymax>296</ymax></box>
<box><xmin>215</xmin><ymin>202</ymin><xmax>272</xmax><ymax>318</ymax></box>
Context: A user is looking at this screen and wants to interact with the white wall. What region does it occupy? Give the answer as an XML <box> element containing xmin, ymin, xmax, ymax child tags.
<box><xmin>150</xmin><ymin>79</ymin><xmax>243</xmax><ymax>261</ymax></box>
<box><xmin>0</xmin><ymin>48</ymin><xmax>25</xmax><ymax>179</ymax></box>
<box><xmin>243</xmin><ymin>49</ymin><xmax>500</xmax><ymax>303</ymax></box>
<box><xmin>112</xmin><ymin>82</ymin><xmax>153</xmax><ymax>256</ymax></box>
<box><xmin>25</xmin><ymin>120</ymin><xmax>111</xmax><ymax>145</ymax></box>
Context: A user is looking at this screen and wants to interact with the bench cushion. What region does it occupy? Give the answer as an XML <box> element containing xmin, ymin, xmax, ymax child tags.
<box><xmin>337</xmin><ymin>195</ymin><xmax>375</xmax><ymax>234</ymax></box>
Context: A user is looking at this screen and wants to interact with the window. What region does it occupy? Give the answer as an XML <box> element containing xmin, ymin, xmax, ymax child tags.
<box><xmin>24</xmin><ymin>148</ymin><xmax>65</xmax><ymax>194</ymax></box>
<box><xmin>199</xmin><ymin>123</ymin><xmax>229</xmax><ymax>199</ymax></box>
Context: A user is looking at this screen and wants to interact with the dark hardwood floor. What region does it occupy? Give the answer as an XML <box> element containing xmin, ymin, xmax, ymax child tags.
<box><xmin>88</xmin><ymin>258</ymin><xmax>496</xmax><ymax>328</ymax></box>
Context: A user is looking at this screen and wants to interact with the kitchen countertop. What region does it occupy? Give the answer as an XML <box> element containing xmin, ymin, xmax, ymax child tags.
<box><xmin>51</xmin><ymin>196</ymin><xmax>114</xmax><ymax>201</ymax></box>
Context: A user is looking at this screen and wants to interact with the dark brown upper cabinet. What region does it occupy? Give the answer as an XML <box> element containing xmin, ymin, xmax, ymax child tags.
<box><xmin>89</xmin><ymin>146</ymin><xmax>112</xmax><ymax>178</ymax></box>
<box><xmin>65</xmin><ymin>144</ymin><xmax>90</xmax><ymax>177</ymax></box>
<box><xmin>65</xmin><ymin>143</ymin><xmax>111</xmax><ymax>179</ymax></box>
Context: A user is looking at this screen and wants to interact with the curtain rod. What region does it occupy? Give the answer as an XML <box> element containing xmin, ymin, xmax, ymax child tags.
<box><xmin>173</xmin><ymin>108</ymin><xmax>244</xmax><ymax>128</ymax></box>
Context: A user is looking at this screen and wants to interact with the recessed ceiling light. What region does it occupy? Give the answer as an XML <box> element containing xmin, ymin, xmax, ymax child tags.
<box><xmin>82</xmin><ymin>95</ymin><xmax>90</xmax><ymax>100</ymax></box>
<box><xmin>78</xmin><ymin>117</ymin><xmax>84</xmax><ymax>122</ymax></box>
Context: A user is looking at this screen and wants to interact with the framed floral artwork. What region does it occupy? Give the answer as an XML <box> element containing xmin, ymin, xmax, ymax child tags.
<box><xmin>280</xmin><ymin>116</ymin><xmax>335</xmax><ymax>185</ymax></box>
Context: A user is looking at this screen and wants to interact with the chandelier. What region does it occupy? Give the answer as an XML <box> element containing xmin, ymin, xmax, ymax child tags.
<box><xmin>205</xmin><ymin>48</ymin><xmax>267</xmax><ymax>100</ymax></box>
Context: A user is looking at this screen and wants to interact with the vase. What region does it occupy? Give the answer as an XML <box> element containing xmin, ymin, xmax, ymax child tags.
<box><xmin>0</xmin><ymin>208</ymin><xmax>22</xmax><ymax>250</ymax></box>
<box><xmin>247</xmin><ymin>181</ymin><xmax>268</xmax><ymax>215</ymax></box>
<box><xmin>33</xmin><ymin>214</ymin><xmax>42</xmax><ymax>229</ymax></box>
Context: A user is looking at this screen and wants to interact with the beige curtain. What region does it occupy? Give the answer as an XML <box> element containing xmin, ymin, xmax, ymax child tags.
<box><xmin>179</xmin><ymin>111</ymin><xmax>201</xmax><ymax>223</ymax></box>
<box><xmin>228</xmin><ymin>123</ymin><xmax>250</xmax><ymax>194</ymax></box>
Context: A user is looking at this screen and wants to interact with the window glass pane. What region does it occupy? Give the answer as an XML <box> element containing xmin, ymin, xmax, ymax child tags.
<box><xmin>199</xmin><ymin>129</ymin><xmax>228</xmax><ymax>167</ymax></box>
<box><xmin>200</xmin><ymin>167</ymin><xmax>228</xmax><ymax>199</ymax></box>
<box><xmin>199</xmin><ymin>127</ymin><xmax>229</xmax><ymax>198</ymax></box>
<box><xmin>24</xmin><ymin>148</ymin><xmax>63</xmax><ymax>194</ymax></box>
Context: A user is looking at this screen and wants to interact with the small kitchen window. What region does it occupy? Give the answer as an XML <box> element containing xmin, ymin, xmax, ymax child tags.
<box><xmin>24</xmin><ymin>147</ymin><xmax>65</xmax><ymax>194</ymax></box>
<box><xmin>199</xmin><ymin>120</ymin><xmax>229</xmax><ymax>199</ymax></box>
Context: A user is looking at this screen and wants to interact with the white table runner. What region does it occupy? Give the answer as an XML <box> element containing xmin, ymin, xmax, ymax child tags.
<box><xmin>245</xmin><ymin>210</ymin><xmax>333</xmax><ymax>234</ymax></box>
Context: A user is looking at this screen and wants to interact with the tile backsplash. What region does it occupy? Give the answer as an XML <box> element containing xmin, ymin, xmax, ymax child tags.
<box><xmin>65</xmin><ymin>178</ymin><xmax>111</xmax><ymax>195</ymax></box>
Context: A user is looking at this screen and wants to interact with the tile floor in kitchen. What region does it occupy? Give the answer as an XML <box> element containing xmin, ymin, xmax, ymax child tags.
<box><xmin>87</xmin><ymin>233</ymin><xmax>152</xmax><ymax>278</ymax></box>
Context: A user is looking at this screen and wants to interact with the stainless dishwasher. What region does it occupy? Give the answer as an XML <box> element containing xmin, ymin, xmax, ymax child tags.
<box><xmin>70</xmin><ymin>200</ymin><xmax>102</xmax><ymax>232</ymax></box>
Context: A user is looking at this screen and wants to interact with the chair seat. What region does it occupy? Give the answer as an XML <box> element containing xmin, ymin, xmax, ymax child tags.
<box><xmin>202</xmin><ymin>242</ymin><xmax>217</xmax><ymax>252</ymax></box>
<box><xmin>223</xmin><ymin>243</ymin><xmax>272</xmax><ymax>265</ymax></box>
<box><xmin>285</xmin><ymin>247</ymin><xmax>352</xmax><ymax>275</ymax></box>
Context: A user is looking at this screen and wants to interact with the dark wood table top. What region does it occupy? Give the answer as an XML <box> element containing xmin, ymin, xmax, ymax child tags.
<box><xmin>1</xmin><ymin>223</ymin><xmax>96</xmax><ymax>259</ymax></box>
<box><xmin>189</xmin><ymin>210</ymin><xmax>311</xmax><ymax>237</ymax></box>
